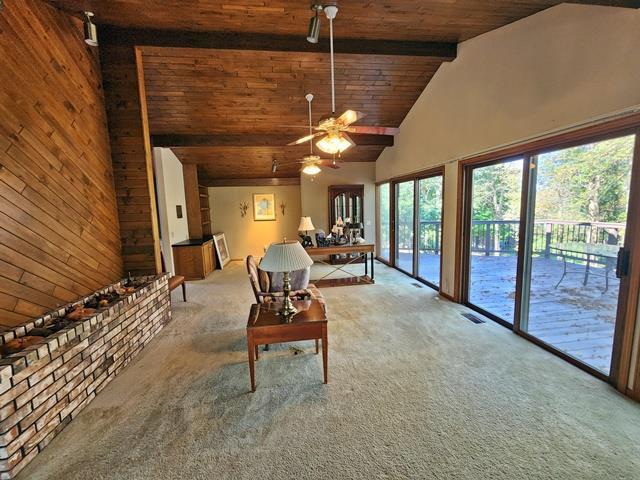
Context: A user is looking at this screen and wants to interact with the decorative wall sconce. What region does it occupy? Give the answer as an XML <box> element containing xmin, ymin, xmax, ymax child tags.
<box><xmin>280</xmin><ymin>202</ymin><xmax>286</xmax><ymax>216</ymax></box>
<box><xmin>240</xmin><ymin>201</ymin><xmax>248</xmax><ymax>218</ymax></box>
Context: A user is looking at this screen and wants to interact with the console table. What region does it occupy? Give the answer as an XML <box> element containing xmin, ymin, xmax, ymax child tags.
<box><xmin>305</xmin><ymin>243</ymin><xmax>375</xmax><ymax>287</ymax></box>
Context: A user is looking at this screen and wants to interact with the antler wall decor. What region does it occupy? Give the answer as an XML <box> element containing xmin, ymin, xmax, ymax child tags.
<box><xmin>240</xmin><ymin>201</ymin><xmax>248</xmax><ymax>218</ymax></box>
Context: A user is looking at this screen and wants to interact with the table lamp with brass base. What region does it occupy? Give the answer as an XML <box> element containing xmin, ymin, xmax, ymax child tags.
<box><xmin>260</xmin><ymin>240</ymin><xmax>314</xmax><ymax>318</ymax></box>
<box><xmin>279</xmin><ymin>271</ymin><xmax>298</xmax><ymax>316</ymax></box>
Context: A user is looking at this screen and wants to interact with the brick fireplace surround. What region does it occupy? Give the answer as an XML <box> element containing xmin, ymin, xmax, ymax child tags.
<box><xmin>0</xmin><ymin>275</ymin><xmax>171</xmax><ymax>479</ymax></box>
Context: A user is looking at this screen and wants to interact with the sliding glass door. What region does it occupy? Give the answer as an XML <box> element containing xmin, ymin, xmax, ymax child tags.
<box><xmin>462</xmin><ymin>126</ymin><xmax>640</xmax><ymax>380</ymax></box>
<box><xmin>417</xmin><ymin>175</ymin><xmax>443</xmax><ymax>287</ymax></box>
<box><xmin>521</xmin><ymin>134</ymin><xmax>636</xmax><ymax>375</ymax></box>
<box><xmin>395</xmin><ymin>180</ymin><xmax>414</xmax><ymax>273</ymax></box>
<box><xmin>377</xmin><ymin>183</ymin><xmax>391</xmax><ymax>262</ymax></box>
<box><xmin>466</xmin><ymin>158</ymin><xmax>524</xmax><ymax>325</ymax></box>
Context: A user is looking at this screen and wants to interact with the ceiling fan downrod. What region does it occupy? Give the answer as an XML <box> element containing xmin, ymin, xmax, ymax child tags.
<box><xmin>324</xmin><ymin>5</ymin><xmax>338</xmax><ymax>115</ymax></box>
<box><xmin>306</xmin><ymin>93</ymin><xmax>314</xmax><ymax>155</ymax></box>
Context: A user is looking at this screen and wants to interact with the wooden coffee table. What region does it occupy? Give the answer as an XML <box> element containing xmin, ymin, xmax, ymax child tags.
<box><xmin>246</xmin><ymin>300</ymin><xmax>328</xmax><ymax>392</ymax></box>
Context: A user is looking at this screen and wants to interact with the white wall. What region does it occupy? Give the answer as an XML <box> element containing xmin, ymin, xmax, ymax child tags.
<box><xmin>153</xmin><ymin>148</ymin><xmax>189</xmax><ymax>275</ymax></box>
<box><xmin>300</xmin><ymin>162</ymin><xmax>376</xmax><ymax>245</ymax></box>
<box><xmin>376</xmin><ymin>4</ymin><xmax>640</xmax><ymax>296</ymax></box>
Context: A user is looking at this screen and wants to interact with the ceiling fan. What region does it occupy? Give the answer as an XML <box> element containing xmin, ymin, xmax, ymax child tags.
<box><xmin>287</xmin><ymin>5</ymin><xmax>399</xmax><ymax>155</ymax></box>
<box><xmin>275</xmin><ymin>93</ymin><xmax>342</xmax><ymax>176</ymax></box>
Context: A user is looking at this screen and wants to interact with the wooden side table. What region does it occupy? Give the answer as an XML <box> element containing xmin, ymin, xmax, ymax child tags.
<box><xmin>246</xmin><ymin>300</ymin><xmax>328</xmax><ymax>392</ymax></box>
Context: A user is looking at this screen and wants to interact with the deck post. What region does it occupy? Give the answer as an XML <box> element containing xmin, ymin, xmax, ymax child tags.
<box><xmin>484</xmin><ymin>223</ymin><xmax>491</xmax><ymax>256</ymax></box>
<box><xmin>544</xmin><ymin>223</ymin><xmax>552</xmax><ymax>259</ymax></box>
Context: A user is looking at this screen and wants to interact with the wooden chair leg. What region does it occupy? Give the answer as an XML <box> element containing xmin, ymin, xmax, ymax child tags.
<box><xmin>181</xmin><ymin>283</ymin><xmax>186</xmax><ymax>301</ymax></box>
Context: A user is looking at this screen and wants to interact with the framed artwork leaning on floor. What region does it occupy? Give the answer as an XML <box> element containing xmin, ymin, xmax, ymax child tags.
<box><xmin>213</xmin><ymin>232</ymin><xmax>231</xmax><ymax>269</ymax></box>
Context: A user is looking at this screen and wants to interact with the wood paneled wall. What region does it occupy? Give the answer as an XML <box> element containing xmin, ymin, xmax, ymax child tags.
<box><xmin>100</xmin><ymin>44</ymin><xmax>161</xmax><ymax>276</ymax></box>
<box><xmin>0</xmin><ymin>1</ymin><xmax>123</xmax><ymax>327</ymax></box>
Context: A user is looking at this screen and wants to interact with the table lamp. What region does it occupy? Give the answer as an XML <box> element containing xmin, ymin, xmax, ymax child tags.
<box><xmin>298</xmin><ymin>216</ymin><xmax>315</xmax><ymax>247</ymax></box>
<box><xmin>298</xmin><ymin>216</ymin><xmax>315</xmax><ymax>235</ymax></box>
<box><xmin>260</xmin><ymin>240</ymin><xmax>314</xmax><ymax>317</ymax></box>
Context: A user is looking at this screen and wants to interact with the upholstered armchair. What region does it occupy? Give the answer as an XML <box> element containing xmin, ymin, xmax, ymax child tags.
<box><xmin>246</xmin><ymin>255</ymin><xmax>325</xmax><ymax>312</ymax></box>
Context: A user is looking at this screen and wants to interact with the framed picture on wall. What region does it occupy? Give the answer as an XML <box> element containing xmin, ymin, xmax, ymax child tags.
<box><xmin>253</xmin><ymin>193</ymin><xmax>276</xmax><ymax>221</ymax></box>
<box><xmin>213</xmin><ymin>232</ymin><xmax>231</xmax><ymax>269</ymax></box>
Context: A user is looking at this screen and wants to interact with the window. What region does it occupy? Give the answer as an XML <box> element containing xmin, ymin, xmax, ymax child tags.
<box><xmin>377</xmin><ymin>183</ymin><xmax>391</xmax><ymax>262</ymax></box>
<box><xmin>466</xmin><ymin>159</ymin><xmax>524</xmax><ymax>325</ymax></box>
<box><xmin>395</xmin><ymin>180</ymin><xmax>414</xmax><ymax>273</ymax></box>
<box><xmin>521</xmin><ymin>134</ymin><xmax>635</xmax><ymax>374</ymax></box>
<box><xmin>417</xmin><ymin>175</ymin><xmax>443</xmax><ymax>287</ymax></box>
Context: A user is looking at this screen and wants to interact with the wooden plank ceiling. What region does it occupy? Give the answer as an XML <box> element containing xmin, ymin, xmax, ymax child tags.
<box><xmin>141</xmin><ymin>47</ymin><xmax>441</xmax><ymax>181</ymax></box>
<box><xmin>48</xmin><ymin>1</ymin><xmax>639</xmax><ymax>42</ymax></box>
<box><xmin>49</xmin><ymin>0</ymin><xmax>640</xmax><ymax>182</ymax></box>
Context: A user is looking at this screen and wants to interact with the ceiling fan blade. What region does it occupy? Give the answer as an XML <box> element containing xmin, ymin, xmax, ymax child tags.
<box><xmin>277</xmin><ymin>160</ymin><xmax>305</xmax><ymax>166</ymax></box>
<box><xmin>336</xmin><ymin>110</ymin><xmax>366</xmax><ymax>127</ymax></box>
<box><xmin>287</xmin><ymin>132</ymin><xmax>323</xmax><ymax>146</ymax></box>
<box><xmin>317</xmin><ymin>160</ymin><xmax>341</xmax><ymax>169</ymax></box>
<box><xmin>346</xmin><ymin>125</ymin><xmax>400</xmax><ymax>136</ymax></box>
<box><xmin>276</xmin><ymin>125</ymin><xmax>320</xmax><ymax>129</ymax></box>
<box><xmin>342</xmin><ymin>133</ymin><xmax>356</xmax><ymax>147</ymax></box>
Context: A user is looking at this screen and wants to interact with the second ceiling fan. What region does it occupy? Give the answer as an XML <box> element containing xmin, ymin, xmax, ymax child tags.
<box><xmin>288</xmin><ymin>5</ymin><xmax>399</xmax><ymax>155</ymax></box>
<box><xmin>275</xmin><ymin>93</ymin><xmax>342</xmax><ymax>176</ymax></box>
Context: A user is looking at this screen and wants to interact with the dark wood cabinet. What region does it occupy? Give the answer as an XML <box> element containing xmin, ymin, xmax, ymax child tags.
<box><xmin>328</xmin><ymin>184</ymin><xmax>365</xmax><ymax>264</ymax></box>
<box><xmin>328</xmin><ymin>184</ymin><xmax>365</xmax><ymax>234</ymax></box>
<box><xmin>172</xmin><ymin>237</ymin><xmax>216</xmax><ymax>280</ymax></box>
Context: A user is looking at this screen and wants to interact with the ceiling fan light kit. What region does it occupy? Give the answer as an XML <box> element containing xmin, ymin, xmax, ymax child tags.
<box><xmin>316</xmin><ymin>132</ymin><xmax>352</xmax><ymax>155</ymax></box>
<box><xmin>301</xmin><ymin>162</ymin><xmax>322</xmax><ymax>176</ymax></box>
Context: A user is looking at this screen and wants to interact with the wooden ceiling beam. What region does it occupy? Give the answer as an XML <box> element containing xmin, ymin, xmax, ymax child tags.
<box><xmin>152</xmin><ymin>133</ymin><xmax>394</xmax><ymax>148</ymax></box>
<box><xmin>100</xmin><ymin>26</ymin><xmax>457</xmax><ymax>60</ymax></box>
<box><xmin>201</xmin><ymin>177</ymin><xmax>301</xmax><ymax>187</ymax></box>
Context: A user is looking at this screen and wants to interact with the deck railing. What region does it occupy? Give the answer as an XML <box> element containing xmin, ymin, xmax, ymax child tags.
<box><xmin>394</xmin><ymin>220</ymin><xmax>625</xmax><ymax>255</ymax></box>
<box><xmin>469</xmin><ymin>220</ymin><xmax>625</xmax><ymax>256</ymax></box>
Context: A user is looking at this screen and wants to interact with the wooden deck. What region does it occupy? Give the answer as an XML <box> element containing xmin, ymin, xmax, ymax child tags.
<box><xmin>467</xmin><ymin>254</ymin><xmax>617</xmax><ymax>374</ymax></box>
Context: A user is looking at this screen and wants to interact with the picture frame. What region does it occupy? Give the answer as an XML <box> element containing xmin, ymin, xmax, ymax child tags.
<box><xmin>213</xmin><ymin>232</ymin><xmax>231</xmax><ymax>269</ymax></box>
<box><xmin>253</xmin><ymin>193</ymin><xmax>276</xmax><ymax>221</ymax></box>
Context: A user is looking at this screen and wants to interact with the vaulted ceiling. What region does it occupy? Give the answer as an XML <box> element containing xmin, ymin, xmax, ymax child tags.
<box><xmin>48</xmin><ymin>0</ymin><xmax>640</xmax><ymax>183</ymax></box>
<box><xmin>47</xmin><ymin>1</ymin><xmax>640</xmax><ymax>41</ymax></box>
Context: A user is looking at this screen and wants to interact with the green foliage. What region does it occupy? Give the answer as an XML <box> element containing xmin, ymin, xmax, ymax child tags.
<box><xmin>535</xmin><ymin>135</ymin><xmax>633</xmax><ymax>223</ymax></box>
<box><xmin>418</xmin><ymin>177</ymin><xmax>442</xmax><ymax>222</ymax></box>
<box><xmin>472</xmin><ymin>162</ymin><xmax>523</xmax><ymax>221</ymax></box>
<box><xmin>469</xmin><ymin>135</ymin><xmax>634</xmax><ymax>225</ymax></box>
<box><xmin>396</xmin><ymin>181</ymin><xmax>414</xmax><ymax>249</ymax></box>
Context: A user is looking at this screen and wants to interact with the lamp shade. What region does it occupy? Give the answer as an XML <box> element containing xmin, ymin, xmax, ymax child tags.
<box><xmin>298</xmin><ymin>216</ymin><xmax>315</xmax><ymax>232</ymax></box>
<box><xmin>301</xmin><ymin>163</ymin><xmax>321</xmax><ymax>175</ymax></box>
<box><xmin>260</xmin><ymin>241</ymin><xmax>313</xmax><ymax>273</ymax></box>
<box><xmin>316</xmin><ymin>132</ymin><xmax>353</xmax><ymax>155</ymax></box>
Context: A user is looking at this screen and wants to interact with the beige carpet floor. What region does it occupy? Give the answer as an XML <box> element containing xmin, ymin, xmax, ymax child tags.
<box><xmin>20</xmin><ymin>261</ymin><xmax>640</xmax><ymax>479</ymax></box>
